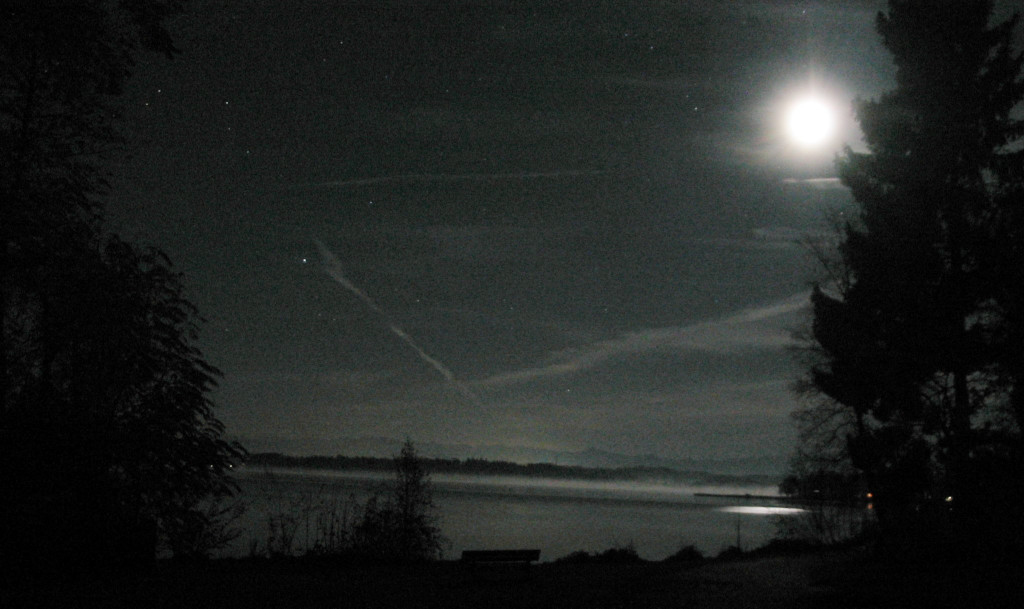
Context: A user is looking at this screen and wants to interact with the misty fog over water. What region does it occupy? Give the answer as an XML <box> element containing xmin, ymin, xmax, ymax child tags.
<box><xmin>228</xmin><ymin>468</ymin><xmax>794</xmax><ymax>561</ymax></box>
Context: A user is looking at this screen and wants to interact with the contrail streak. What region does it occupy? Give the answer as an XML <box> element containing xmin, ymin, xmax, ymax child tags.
<box><xmin>296</xmin><ymin>169</ymin><xmax>605</xmax><ymax>189</ymax></box>
<box><xmin>313</xmin><ymin>239</ymin><xmax>480</xmax><ymax>404</ymax></box>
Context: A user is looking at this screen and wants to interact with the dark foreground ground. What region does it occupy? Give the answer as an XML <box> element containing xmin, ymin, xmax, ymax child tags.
<box><xmin>6</xmin><ymin>548</ymin><xmax>1023</xmax><ymax>608</ymax></box>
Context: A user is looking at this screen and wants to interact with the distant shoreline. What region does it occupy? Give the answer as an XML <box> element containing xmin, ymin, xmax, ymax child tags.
<box><xmin>244</xmin><ymin>452</ymin><xmax>783</xmax><ymax>488</ymax></box>
<box><xmin>694</xmin><ymin>492</ymin><xmax>790</xmax><ymax>501</ymax></box>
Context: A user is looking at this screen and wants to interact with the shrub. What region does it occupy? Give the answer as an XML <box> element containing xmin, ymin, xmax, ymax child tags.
<box><xmin>554</xmin><ymin>550</ymin><xmax>595</xmax><ymax>564</ymax></box>
<box><xmin>555</xmin><ymin>543</ymin><xmax>645</xmax><ymax>564</ymax></box>
<box><xmin>595</xmin><ymin>544</ymin><xmax>645</xmax><ymax>564</ymax></box>
<box><xmin>250</xmin><ymin>440</ymin><xmax>446</xmax><ymax>562</ymax></box>
<box><xmin>716</xmin><ymin>546</ymin><xmax>745</xmax><ymax>561</ymax></box>
<box><xmin>663</xmin><ymin>544</ymin><xmax>704</xmax><ymax>564</ymax></box>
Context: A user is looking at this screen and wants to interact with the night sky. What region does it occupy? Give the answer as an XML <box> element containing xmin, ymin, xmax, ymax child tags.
<box><xmin>103</xmin><ymin>0</ymin><xmax>912</xmax><ymax>466</ymax></box>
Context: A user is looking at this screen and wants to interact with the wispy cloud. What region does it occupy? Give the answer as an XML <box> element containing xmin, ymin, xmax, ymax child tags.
<box><xmin>781</xmin><ymin>177</ymin><xmax>845</xmax><ymax>190</ymax></box>
<box><xmin>749</xmin><ymin>226</ymin><xmax>805</xmax><ymax>243</ymax></box>
<box><xmin>476</xmin><ymin>293</ymin><xmax>809</xmax><ymax>388</ymax></box>
<box><xmin>684</xmin><ymin>226</ymin><xmax>805</xmax><ymax>252</ymax></box>
<box><xmin>600</xmin><ymin>75</ymin><xmax>700</xmax><ymax>92</ymax></box>
<box><xmin>294</xmin><ymin>169</ymin><xmax>605</xmax><ymax>189</ymax></box>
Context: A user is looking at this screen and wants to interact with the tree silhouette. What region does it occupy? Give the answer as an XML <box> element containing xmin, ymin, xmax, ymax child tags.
<box><xmin>350</xmin><ymin>440</ymin><xmax>445</xmax><ymax>561</ymax></box>
<box><xmin>799</xmin><ymin>0</ymin><xmax>1024</xmax><ymax>548</ymax></box>
<box><xmin>390</xmin><ymin>439</ymin><xmax>445</xmax><ymax>560</ymax></box>
<box><xmin>1</xmin><ymin>1</ymin><xmax>243</xmax><ymax>574</ymax></box>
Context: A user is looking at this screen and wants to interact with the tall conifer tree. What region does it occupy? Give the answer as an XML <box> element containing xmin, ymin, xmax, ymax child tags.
<box><xmin>803</xmin><ymin>0</ymin><xmax>1024</xmax><ymax>546</ymax></box>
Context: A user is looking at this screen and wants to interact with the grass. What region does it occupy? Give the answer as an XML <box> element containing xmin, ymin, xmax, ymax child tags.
<box><xmin>7</xmin><ymin>541</ymin><xmax>1023</xmax><ymax>608</ymax></box>
<box><xmin>1</xmin><ymin>545</ymin><xmax>848</xmax><ymax>609</ymax></box>
<box><xmin>12</xmin><ymin>556</ymin><xmax>820</xmax><ymax>609</ymax></box>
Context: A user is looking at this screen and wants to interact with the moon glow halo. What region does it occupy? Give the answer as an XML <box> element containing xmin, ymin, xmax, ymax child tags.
<box><xmin>785</xmin><ymin>97</ymin><xmax>836</xmax><ymax>148</ymax></box>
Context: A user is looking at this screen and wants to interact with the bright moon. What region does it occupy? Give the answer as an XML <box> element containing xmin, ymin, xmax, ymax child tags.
<box><xmin>785</xmin><ymin>97</ymin><xmax>836</xmax><ymax>148</ymax></box>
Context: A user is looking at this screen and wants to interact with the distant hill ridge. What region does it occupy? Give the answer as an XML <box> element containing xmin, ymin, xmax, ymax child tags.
<box><xmin>236</xmin><ymin>436</ymin><xmax>788</xmax><ymax>477</ymax></box>
<box><xmin>245</xmin><ymin>452</ymin><xmax>781</xmax><ymax>487</ymax></box>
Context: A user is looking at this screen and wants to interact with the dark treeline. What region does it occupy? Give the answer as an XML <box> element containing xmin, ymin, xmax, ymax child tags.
<box><xmin>245</xmin><ymin>452</ymin><xmax>777</xmax><ymax>487</ymax></box>
<box><xmin>2</xmin><ymin>1</ymin><xmax>244</xmax><ymax>580</ymax></box>
<box><xmin>794</xmin><ymin>0</ymin><xmax>1024</xmax><ymax>555</ymax></box>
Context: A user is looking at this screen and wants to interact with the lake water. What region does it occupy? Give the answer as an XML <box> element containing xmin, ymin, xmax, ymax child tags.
<box><xmin>226</xmin><ymin>467</ymin><xmax>797</xmax><ymax>562</ymax></box>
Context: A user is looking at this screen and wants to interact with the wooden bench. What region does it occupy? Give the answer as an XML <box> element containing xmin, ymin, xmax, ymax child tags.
<box><xmin>461</xmin><ymin>549</ymin><xmax>541</xmax><ymax>570</ymax></box>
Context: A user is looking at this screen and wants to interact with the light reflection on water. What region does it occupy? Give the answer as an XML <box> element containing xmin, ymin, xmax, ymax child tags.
<box><xmin>719</xmin><ymin>506</ymin><xmax>807</xmax><ymax>515</ymax></box>
<box><xmin>227</xmin><ymin>467</ymin><xmax>799</xmax><ymax>561</ymax></box>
